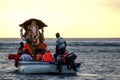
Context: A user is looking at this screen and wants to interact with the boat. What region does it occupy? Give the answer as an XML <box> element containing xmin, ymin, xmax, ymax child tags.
<box><xmin>8</xmin><ymin>18</ymin><xmax>81</xmax><ymax>74</ymax></box>
<box><xmin>18</xmin><ymin>61</ymin><xmax>80</xmax><ymax>74</ymax></box>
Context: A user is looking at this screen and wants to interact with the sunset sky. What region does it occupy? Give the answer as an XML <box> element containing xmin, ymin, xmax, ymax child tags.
<box><xmin>0</xmin><ymin>0</ymin><xmax>120</xmax><ymax>38</ymax></box>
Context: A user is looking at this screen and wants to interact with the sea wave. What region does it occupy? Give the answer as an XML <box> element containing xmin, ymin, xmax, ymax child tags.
<box><xmin>66</xmin><ymin>41</ymin><xmax>120</xmax><ymax>46</ymax></box>
<box><xmin>0</xmin><ymin>41</ymin><xmax>120</xmax><ymax>53</ymax></box>
<box><xmin>0</xmin><ymin>41</ymin><xmax>120</xmax><ymax>48</ymax></box>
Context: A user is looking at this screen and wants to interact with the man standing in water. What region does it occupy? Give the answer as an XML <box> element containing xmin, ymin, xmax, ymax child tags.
<box><xmin>54</xmin><ymin>32</ymin><xmax>66</xmax><ymax>72</ymax></box>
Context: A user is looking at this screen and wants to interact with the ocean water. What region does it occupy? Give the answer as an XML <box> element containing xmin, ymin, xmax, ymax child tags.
<box><xmin>0</xmin><ymin>38</ymin><xmax>120</xmax><ymax>80</ymax></box>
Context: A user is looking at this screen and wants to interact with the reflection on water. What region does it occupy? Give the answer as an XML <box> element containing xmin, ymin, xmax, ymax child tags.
<box><xmin>77</xmin><ymin>73</ymin><xmax>100</xmax><ymax>77</ymax></box>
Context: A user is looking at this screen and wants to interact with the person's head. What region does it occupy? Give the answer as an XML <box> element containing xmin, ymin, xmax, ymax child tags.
<box><xmin>20</xmin><ymin>42</ymin><xmax>24</xmax><ymax>47</ymax></box>
<box><xmin>56</xmin><ymin>32</ymin><xmax>60</xmax><ymax>38</ymax></box>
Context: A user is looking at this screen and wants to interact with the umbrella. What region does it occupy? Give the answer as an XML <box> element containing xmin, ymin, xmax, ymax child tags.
<box><xmin>19</xmin><ymin>18</ymin><xmax>47</xmax><ymax>31</ymax></box>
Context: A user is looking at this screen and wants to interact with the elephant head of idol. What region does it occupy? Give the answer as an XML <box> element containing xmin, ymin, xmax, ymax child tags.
<box><xmin>19</xmin><ymin>18</ymin><xmax>47</xmax><ymax>46</ymax></box>
<box><xmin>28</xmin><ymin>20</ymin><xmax>40</xmax><ymax>45</ymax></box>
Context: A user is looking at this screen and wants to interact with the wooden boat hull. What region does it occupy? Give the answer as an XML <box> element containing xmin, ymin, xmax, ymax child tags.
<box><xmin>18</xmin><ymin>61</ymin><xmax>78</xmax><ymax>74</ymax></box>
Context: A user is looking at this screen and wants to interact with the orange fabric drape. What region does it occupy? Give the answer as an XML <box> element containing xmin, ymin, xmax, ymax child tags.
<box><xmin>23</xmin><ymin>43</ymin><xmax>33</xmax><ymax>55</ymax></box>
<box><xmin>36</xmin><ymin>53</ymin><xmax>43</xmax><ymax>61</ymax></box>
<box><xmin>14</xmin><ymin>54</ymin><xmax>21</xmax><ymax>67</ymax></box>
<box><xmin>43</xmin><ymin>51</ymin><xmax>53</xmax><ymax>63</ymax></box>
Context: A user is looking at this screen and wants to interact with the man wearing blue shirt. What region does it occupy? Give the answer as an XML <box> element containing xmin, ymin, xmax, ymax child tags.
<box><xmin>55</xmin><ymin>33</ymin><xmax>66</xmax><ymax>56</ymax></box>
<box><xmin>54</xmin><ymin>33</ymin><xmax>67</xmax><ymax>62</ymax></box>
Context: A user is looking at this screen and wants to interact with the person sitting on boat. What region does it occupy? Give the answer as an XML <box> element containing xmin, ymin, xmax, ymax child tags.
<box><xmin>19</xmin><ymin>49</ymin><xmax>33</xmax><ymax>61</ymax></box>
<box><xmin>14</xmin><ymin>42</ymin><xmax>24</xmax><ymax>67</ymax></box>
<box><xmin>63</xmin><ymin>50</ymin><xmax>78</xmax><ymax>72</ymax></box>
<box><xmin>17</xmin><ymin>42</ymin><xmax>24</xmax><ymax>54</ymax></box>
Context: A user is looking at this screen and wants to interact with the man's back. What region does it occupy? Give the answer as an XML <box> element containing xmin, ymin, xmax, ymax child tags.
<box><xmin>56</xmin><ymin>37</ymin><xmax>66</xmax><ymax>49</ymax></box>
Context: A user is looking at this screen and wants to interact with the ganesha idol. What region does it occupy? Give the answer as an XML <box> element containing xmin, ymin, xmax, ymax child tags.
<box><xmin>19</xmin><ymin>18</ymin><xmax>47</xmax><ymax>49</ymax></box>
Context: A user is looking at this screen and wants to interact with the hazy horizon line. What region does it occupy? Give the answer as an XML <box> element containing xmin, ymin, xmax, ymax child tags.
<box><xmin>0</xmin><ymin>37</ymin><xmax>120</xmax><ymax>39</ymax></box>
<box><xmin>0</xmin><ymin>38</ymin><xmax>120</xmax><ymax>41</ymax></box>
